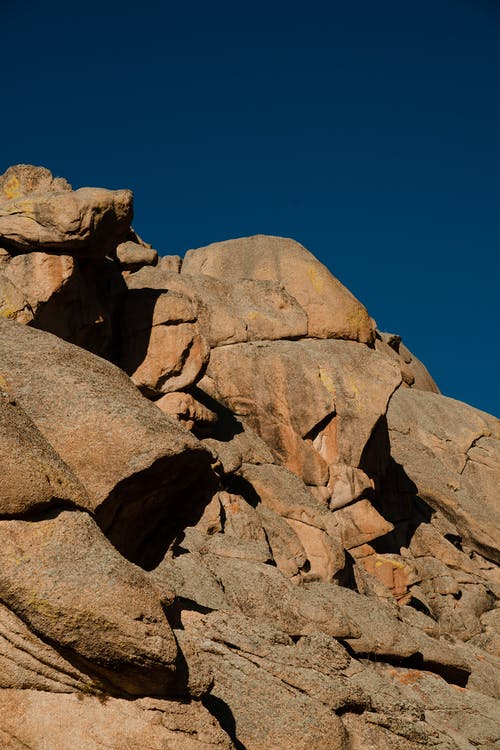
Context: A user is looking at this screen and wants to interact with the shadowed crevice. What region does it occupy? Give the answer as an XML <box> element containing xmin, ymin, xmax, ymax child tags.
<box><xmin>202</xmin><ymin>694</ymin><xmax>247</xmax><ymax>750</ymax></box>
<box><xmin>0</xmin><ymin>502</ymin><xmax>82</xmax><ymax>523</ymax></box>
<box><xmin>164</xmin><ymin>597</ymin><xmax>214</xmax><ymax>630</ymax></box>
<box><xmin>32</xmin><ymin>257</ymin><xmax>127</xmax><ymax>362</ymax></box>
<box><xmin>95</xmin><ymin>449</ymin><xmax>218</xmax><ymax>570</ymax></box>
<box><xmin>117</xmin><ymin>287</ymin><xmax>164</xmax><ymax>382</ymax></box>
<box><xmin>338</xmin><ymin>640</ymin><xmax>470</xmax><ymax>688</ymax></box>
<box><xmin>359</xmin><ymin>414</ymin><xmax>435</xmax><ymax>554</ymax></box>
<box><xmin>370</xmin><ymin>459</ymin><xmax>433</xmax><ymax>554</ymax></box>
<box><xmin>223</xmin><ymin>474</ymin><xmax>261</xmax><ymax>508</ymax></box>
<box><xmin>189</xmin><ymin>386</ymin><xmax>244</xmax><ymax>441</ymax></box>
<box><xmin>303</xmin><ymin>410</ymin><xmax>336</xmax><ymax>442</ymax></box>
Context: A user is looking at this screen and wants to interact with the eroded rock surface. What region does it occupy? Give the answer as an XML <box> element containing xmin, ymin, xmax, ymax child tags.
<box><xmin>182</xmin><ymin>234</ymin><xmax>376</xmax><ymax>343</ymax></box>
<box><xmin>0</xmin><ymin>187</ymin><xmax>132</xmax><ymax>258</ymax></box>
<box><xmin>0</xmin><ymin>164</ymin><xmax>498</xmax><ymax>750</ymax></box>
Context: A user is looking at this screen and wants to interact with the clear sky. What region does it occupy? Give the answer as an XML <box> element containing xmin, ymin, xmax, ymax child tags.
<box><xmin>2</xmin><ymin>0</ymin><xmax>499</xmax><ymax>416</ymax></box>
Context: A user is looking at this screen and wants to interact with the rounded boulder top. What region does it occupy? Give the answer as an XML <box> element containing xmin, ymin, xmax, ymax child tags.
<box><xmin>0</xmin><ymin>164</ymin><xmax>72</xmax><ymax>201</ymax></box>
<box><xmin>182</xmin><ymin>234</ymin><xmax>376</xmax><ymax>344</ymax></box>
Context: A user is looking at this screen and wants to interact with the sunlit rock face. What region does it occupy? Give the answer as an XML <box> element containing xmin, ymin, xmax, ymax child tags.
<box><xmin>0</xmin><ymin>164</ymin><xmax>498</xmax><ymax>750</ymax></box>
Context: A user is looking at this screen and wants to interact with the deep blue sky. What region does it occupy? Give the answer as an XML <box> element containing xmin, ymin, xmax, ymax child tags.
<box><xmin>2</xmin><ymin>0</ymin><xmax>499</xmax><ymax>416</ymax></box>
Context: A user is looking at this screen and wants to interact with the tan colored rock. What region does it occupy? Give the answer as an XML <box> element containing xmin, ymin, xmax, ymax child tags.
<box><xmin>155</xmin><ymin>391</ymin><xmax>218</xmax><ymax>431</ymax></box>
<box><xmin>192</xmin><ymin>494</ymin><xmax>223</xmax><ymax>535</ymax></box>
<box><xmin>0</xmin><ymin>511</ymin><xmax>178</xmax><ymax>696</ymax></box>
<box><xmin>354</xmin><ymin>552</ymin><xmax>419</xmax><ymax>604</ymax></box>
<box><xmin>344</xmin><ymin>648</ymin><xmax>500</xmax><ymax>748</ymax></box>
<box><xmin>0</xmin><ymin>183</ymin><xmax>497</xmax><ymax>750</ymax></box>
<box><xmin>327</xmin><ymin>463</ymin><xmax>375</xmax><ymax>510</ymax></box>
<box><xmin>238</xmin><ymin>463</ymin><xmax>345</xmax><ymax>581</ymax></box>
<box><xmin>376</xmin><ymin>332</ymin><xmax>440</xmax><ymax>393</ymax></box>
<box><xmin>0</xmin><ymin>319</ymin><xmax>215</xmax><ymax>569</ymax></box>
<box><xmin>472</xmin><ymin>608</ymin><xmax>500</xmax><ymax>657</ymax></box>
<box><xmin>200</xmin><ymin>339</ymin><xmax>401</xmax><ymax>488</ymax></box>
<box><xmin>0</xmin><ymin>602</ymin><xmax>92</xmax><ymax>694</ymax></box>
<box><xmin>341</xmin><ymin>711</ymin><xmax>452</xmax><ymax>750</ymax></box>
<box><xmin>123</xmin><ymin>286</ymin><xmax>197</xmax><ymax>329</ymax></box>
<box><xmin>0</xmin><ymin>247</ymin><xmax>12</xmax><ymax>268</ymax></box>
<box><xmin>0</xmin><ymin>164</ymin><xmax>71</xmax><ymax>200</ymax></box>
<box><xmin>255</xmin><ymin>503</ymin><xmax>309</xmax><ymax>578</ymax></box>
<box><xmin>411</xmin><ymin>555</ymin><xmax>495</xmax><ymax>640</ymax></box>
<box><xmin>120</xmin><ymin>288</ymin><xmax>209</xmax><ymax>396</ymax></box>
<box><xmin>0</xmin><ymin>187</ymin><xmax>133</xmax><ymax>258</ymax></box>
<box><xmin>29</xmin><ymin>256</ymin><xmax>122</xmax><ymax>359</ymax></box>
<box><xmin>408</xmin><ymin>522</ymin><xmax>500</xmax><ymax>641</ymax></box>
<box><xmin>125</xmin><ymin>321</ymin><xmax>209</xmax><ymax>396</ymax></box>
<box><xmin>218</xmin><ymin>491</ymin><xmax>269</xmax><ymax>546</ymax></box>
<box><xmin>0</xmin><ymin>391</ymin><xmax>88</xmax><ymax>516</ymax></box>
<box><xmin>203</xmin><ymin>426</ymin><xmax>275</xmax><ymax>475</ymax></box>
<box><xmin>0</xmin><ymin>273</ymin><xmax>32</xmax><ymax>323</ymax></box>
<box><xmin>0</xmin><ymin>690</ymin><xmax>235</xmax><ymax>749</ymax></box>
<box><xmin>366</xmin><ymin>663</ymin><xmax>500</xmax><ymax>749</ymax></box>
<box><xmin>116</xmin><ymin>240</ymin><xmax>158</xmax><ymax>270</ymax></box>
<box><xmin>409</xmin><ymin>522</ymin><xmax>481</xmax><ymax>576</ymax></box>
<box><xmin>126</xmin><ymin>265</ymin><xmax>308</xmax><ymax>346</ymax></box>
<box><xmin>184</xmin><ymin>273</ymin><xmax>308</xmax><ymax>346</ymax></box>
<box><xmin>399</xmin><ymin>341</ymin><xmax>440</xmax><ymax>393</ymax></box>
<box><xmin>333</xmin><ymin>498</ymin><xmax>394</xmax><ymax>549</ymax></box>
<box><xmin>3</xmin><ymin>251</ymin><xmax>74</xmax><ymax>315</ymax></box>
<box><xmin>307</xmin><ymin>582</ymin><xmax>471</xmax><ymax>678</ymax></box>
<box><xmin>0</xmin><ymin>252</ymin><xmax>121</xmax><ymax>359</ymax></box>
<box><xmin>182</xmin><ymin>234</ymin><xmax>376</xmax><ymax>343</ymax></box>
<box><xmin>151</xmin><ymin>550</ymin><xmax>228</xmax><ymax>612</ymax></box>
<box><xmin>188</xmin><ymin>517</ymin><xmax>276</xmax><ymax>568</ymax></box>
<box><xmin>387</xmin><ymin>388</ymin><xmax>500</xmax><ymax>562</ymax></box>
<box><xmin>155</xmin><ymin>551</ymin><xmax>357</xmax><ymax>639</ymax></box>
<box><xmin>179</xmin><ymin>611</ymin><xmax>352</xmax><ymax>750</ymax></box>
<box><xmin>158</xmin><ymin>254</ymin><xmax>182</xmax><ymax>273</ymax></box>
<box><xmin>286</xmin><ymin>517</ymin><xmax>344</xmax><ymax>581</ymax></box>
<box><xmin>162</xmin><ymin>549</ymin><xmax>474</xmax><ymax>698</ymax></box>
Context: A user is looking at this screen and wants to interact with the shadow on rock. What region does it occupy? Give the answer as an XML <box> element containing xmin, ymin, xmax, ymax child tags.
<box><xmin>117</xmin><ymin>286</ymin><xmax>164</xmax><ymax>376</ymax></box>
<box><xmin>32</xmin><ymin>257</ymin><xmax>128</xmax><ymax>362</ymax></box>
<box><xmin>202</xmin><ymin>695</ymin><xmax>247</xmax><ymax>750</ymax></box>
<box><xmin>189</xmin><ymin>386</ymin><xmax>245</xmax><ymax>441</ymax></box>
<box><xmin>359</xmin><ymin>414</ymin><xmax>434</xmax><ymax>554</ymax></box>
<box><xmin>95</xmin><ymin>450</ymin><xmax>219</xmax><ymax>570</ymax></box>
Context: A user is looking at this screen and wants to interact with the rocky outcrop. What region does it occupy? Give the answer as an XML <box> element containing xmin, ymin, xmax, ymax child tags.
<box><xmin>182</xmin><ymin>234</ymin><xmax>376</xmax><ymax>343</ymax></box>
<box><xmin>0</xmin><ymin>164</ymin><xmax>72</xmax><ymax>199</ymax></box>
<box><xmin>0</xmin><ymin>511</ymin><xmax>179</xmax><ymax>697</ymax></box>
<box><xmin>0</xmin><ymin>186</ymin><xmax>132</xmax><ymax>258</ymax></box>
<box><xmin>0</xmin><ymin>165</ymin><xmax>498</xmax><ymax>750</ymax></box>
<box><xmin>119</xmin><ymin>284</ymin><xmax>210</xmax><ymax>396</ymax></box>
<box><xmin>116</xmin><ymin>240</ymin><xmax>158</xmax><ymax>271</ymax></box>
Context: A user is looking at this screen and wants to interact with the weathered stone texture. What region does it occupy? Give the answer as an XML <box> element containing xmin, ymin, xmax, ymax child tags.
<box><xmin>0</xmin><ymin>165</ymin><xmax>497</xmax><ymax>750</ymax></box>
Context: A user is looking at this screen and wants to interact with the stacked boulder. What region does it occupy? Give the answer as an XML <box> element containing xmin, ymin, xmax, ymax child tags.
<box><xmin>0</xmin><ymin>165</ymin><xmax>498</xmax><ymax>750</ymax></box>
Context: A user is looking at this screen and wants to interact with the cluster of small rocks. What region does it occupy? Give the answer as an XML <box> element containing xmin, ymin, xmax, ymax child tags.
<box><xmin>0</xmin><ymin>165</ymin><xmax>498</xmax><ymax>749</ymax></box>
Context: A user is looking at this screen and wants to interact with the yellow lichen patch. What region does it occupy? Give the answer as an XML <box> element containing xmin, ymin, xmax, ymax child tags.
<box><xmin>0</xmin><ymin>305</ymin><xmax>19</xmax><ymax>320</ymax></box>
<box><xmin>307</xmin><ymin>265</ymin><xmax>325</xmax><ymax>294</ymax></box>
<box><xmin>27</xmin><ymin>595</ymin><xmax>59</xmax><ymax>618</ymax></box>
<box><xmin>346</xmin><ymin>304</ymin><xmax>372</xmax><ymax>334</ymax></box>
<box><xmin>375</xmin><ymin>556</ymin><xmax>406</xmax><ymax>570</ymax></box>
<box><xmin>319</xmin><ymin>367</ymin><xmax>336</xmax><ymax>395</ymax></box>
<box><xmin>10</xmin><ymin>199</ymin><xmax>36</xmax><ymax>218</ymax></box>
<box><xmin>3</xmin><ymin>175</ymin><xmax>21</xmax><ymax>200</ymax></box>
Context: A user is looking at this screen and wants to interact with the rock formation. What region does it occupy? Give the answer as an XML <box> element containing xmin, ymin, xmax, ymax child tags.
<box><xmin>0</xmin><ymin>164</ymin><xmax>498</xmax><ymax>749</ymax></box>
